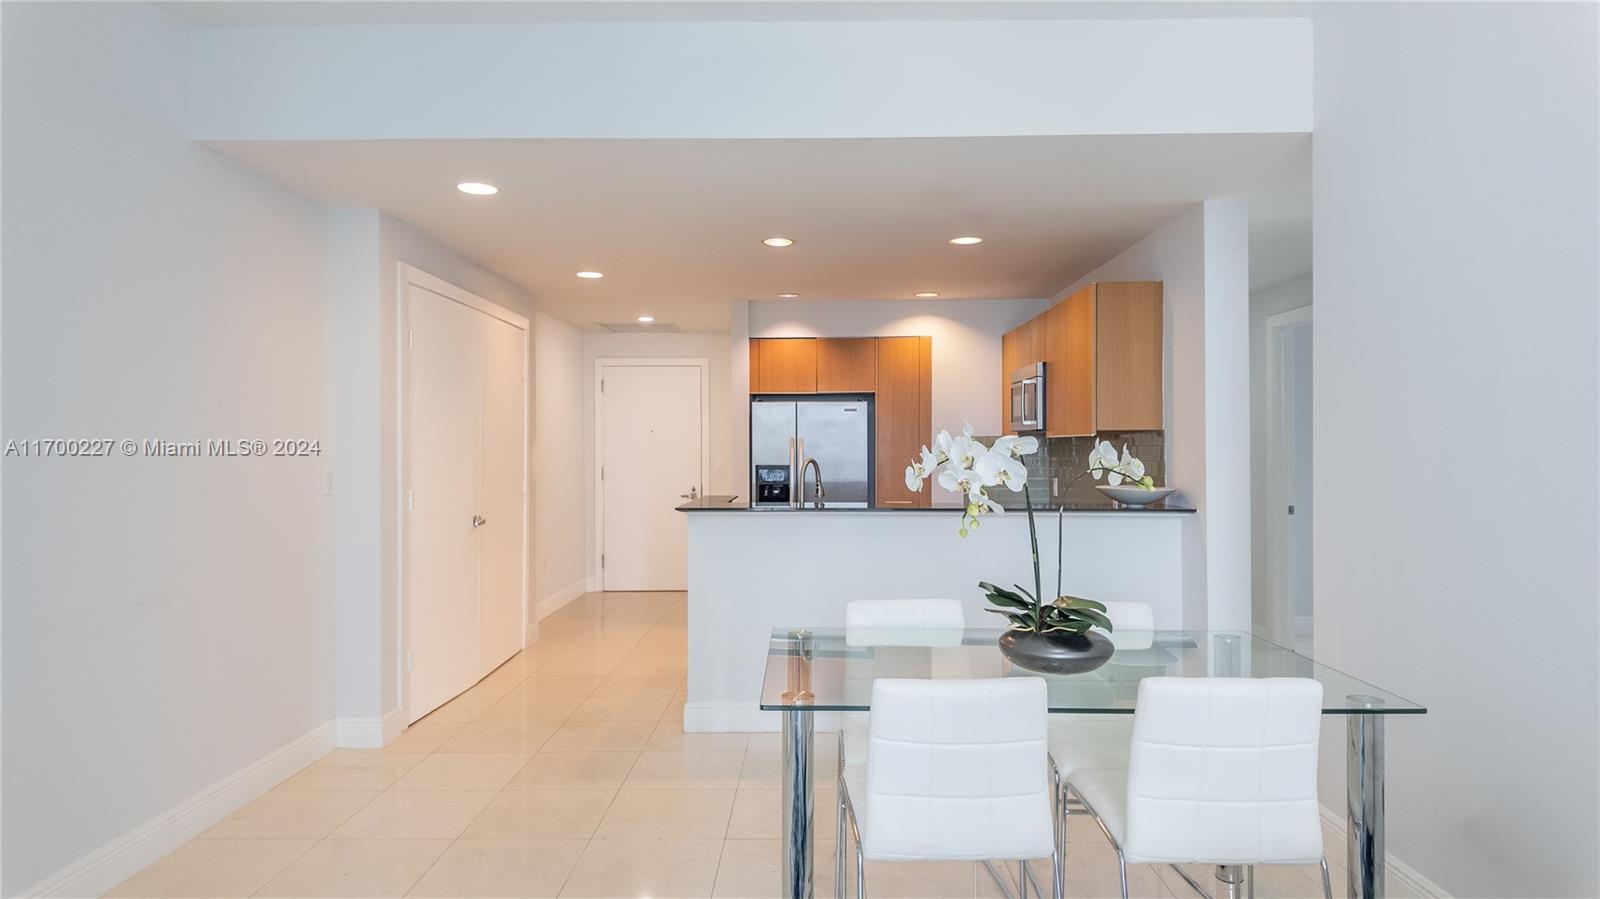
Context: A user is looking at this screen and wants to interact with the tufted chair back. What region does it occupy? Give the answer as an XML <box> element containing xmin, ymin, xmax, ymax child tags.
<box><xmin>862</xmin><ymin>677</ymin><xmax>1053</xmax><ymax>861</ymax></box>
<box><xmin>1123</xmin><ymin>677</ymin><xmax>1324</xmax><ymax>865</ymax></box>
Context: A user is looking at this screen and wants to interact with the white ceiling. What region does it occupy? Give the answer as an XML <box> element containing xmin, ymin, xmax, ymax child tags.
<box><xmin>213</xmin><ymin>135</ymin><xmax>1310</xmax><ymax>331</ymax></box>
<box><xmin>161</xmin><ymin>1</ymin><xmax>1316</xmax><ymax>28</ymax></box>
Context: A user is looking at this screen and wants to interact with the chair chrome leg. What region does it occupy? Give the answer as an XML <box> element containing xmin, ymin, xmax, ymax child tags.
<box><xmin>1116</xmin><ymin>850</ymin><xmax>1129</xmax><ymax>899</ymax></box>
<box><xmin>834</xmin><ymin>785</ymin><xmax>845</xmax><ymax>899</ymax></box>
<box><xmin>981</xmin><ymin>860</ymin><xmax>1018</xmax><ymax>899</ymax></box>
<box><xmin>847</xmin><ymin>806</ymin><xmax>864</xmax><ymax>899</ymax></box>
<box><xmin>1049</xmin><ymin>760</ymin><xmax>1065</xmax><ymax>899</ymax></box>
<box><xmin>1166</xmin><ymin>864</ymin><xmax>1210</xmax><ymax>898</ymax></box>
<box><xmin>1018</xmin><ymin>861</ymin><xmax>1028</xmax><ymax>899</ymax></box>
<box><xmin>1247</xmin><ymin>865</ymin><xmax>1256</xmax><ymax>899</ymax></box>
<box><xmin>1051</xmin><ymin>842</ymin><xmax>1064</xmax><ymax>899</ymax></box>
<box><xmin>853</xmin><ymin>835</ymin><xmax>864</xmax><ymax>899</ymax></box>
<box><xmin>1320</xmin><ymin>857</ymin><xmax>1334</xmax><ymax>899</ymax></box>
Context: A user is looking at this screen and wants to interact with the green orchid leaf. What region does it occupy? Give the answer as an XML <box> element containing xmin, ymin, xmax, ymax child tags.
<box><xmin>985</xmin><ymin>593</ymin><xmax>1033</xmax><ymax>611</ymax></box>
<box><xmin>982</xmin><ymin>608</ymin><xmax>1036</xmax><ymax>629</ymax></box>
<box><xmin>1072</xmin><ymin>608</ymin><xmax>1115</xmax><ymax>632</ymax></box>
<box><xmin>1012</xmin><ymin>584</ymin><xmax>1037</xmax><ymax>603</ymax></box>
<box><xmin>978</xmin><ymin>582</ymin><xmax>1027</xmax><ymax>603</ymax></box>
<box><xmin>1052</xmin><ymin>596</ymin><xmax>1108</xmax><ymax>613</ymax></box>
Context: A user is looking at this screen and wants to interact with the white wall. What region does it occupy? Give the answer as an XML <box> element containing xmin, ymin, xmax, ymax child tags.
<box><xmin>581</xmin><ymin>331</ymin><xmax>735</xmax><ymax>585</ymax></box>
<box><xmin>189</xmin><ymin>18</ymin><xmax>1311</xmax><ymax>141</ymax></box>
<box><xmin>1248</xmin><ymin>273</ymin><xmax>1311</xmax><ymax>635</ymax></box>
<box><xmin>532</xmin><ymin>312</ymin><xmax>587</xmax><ymax>615</ymax></box>
<box><xmin>748</xmin><ymin>298</ymin><xmax>1050</xmax><ymax>436</ymax></box>
<box><xmin>1313</xmin><ymin>4</ymin><xmax>1598</xmax><ymax>896</ymax></box>
<box><xmin>1058</xmin><ymin>205</ymin><xmax>1218</xmax><ymax>629</ymax></box>
<box><xmin>1</xmin><ymin>3</ymin><xmax>331</xmax><ymax>893</ymax></box>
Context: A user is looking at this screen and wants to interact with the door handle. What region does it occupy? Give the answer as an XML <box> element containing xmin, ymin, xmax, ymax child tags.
<box><xmin>472</xmin><ymin>515</ymin><xmax>487</xmax><ymax>528</ymax></box>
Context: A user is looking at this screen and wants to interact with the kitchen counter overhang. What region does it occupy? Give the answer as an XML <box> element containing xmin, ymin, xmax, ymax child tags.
<box><xmin>680</xmin><ymin>493</ymin><xmax>1200</xmax><ymax>732</ymax></box>
<box><xmin>677</xmin><ymin>494</ymin><xmax>1195</xmax><ymax>514</ymax></box>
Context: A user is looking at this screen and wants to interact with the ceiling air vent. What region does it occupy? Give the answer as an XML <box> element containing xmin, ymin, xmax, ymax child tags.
<box><xmin>598</xmin><ymin>321</ymin><xmax>681</xmax><ymax>333</ymax></box>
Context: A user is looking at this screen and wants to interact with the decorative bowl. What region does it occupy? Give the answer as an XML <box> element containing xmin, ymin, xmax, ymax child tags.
<box><xmin>997</xmin><ymin>629</ymin><xmax>1114</xmax><ymax>675</ymax></box>
<box><xmin>1096</xmin><ymin>485</ymin><xmax>1177</xmax><ymax>508</ymax></box>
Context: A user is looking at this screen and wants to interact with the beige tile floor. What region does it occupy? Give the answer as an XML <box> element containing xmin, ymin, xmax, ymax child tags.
<box><xmin>109</xmin><ymin>592</ymin><xmax>1375</xmax><ymax>899</ymax></box>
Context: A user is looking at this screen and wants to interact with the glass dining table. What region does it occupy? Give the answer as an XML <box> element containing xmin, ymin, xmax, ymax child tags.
<box><xmin>759</xmin><ymin>627</ymin><xmax>1425</xmax><ymax>899</ymax></box>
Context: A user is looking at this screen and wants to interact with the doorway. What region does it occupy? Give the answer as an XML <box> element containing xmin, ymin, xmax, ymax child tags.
<box><xmin>401</xmin><ymin>265</ymin><xmax>529</xmax><ymax>724</ymax></box>
<box><xmin>1264</xmin><ymin>306</ymin><xmax>1313</xmax><ymax>653</ymax></box>
<box><xmin>595</xmin><ymin>359</ymin><xmax>708</xmax><ymax>591</ymax></box>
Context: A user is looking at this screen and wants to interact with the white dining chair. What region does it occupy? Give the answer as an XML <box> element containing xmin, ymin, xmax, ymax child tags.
<box><xmin>838</xmin><ymin>599</ymin><xmax>967</xmax><ymax>895</ymax></box>
<box><xmin>1064</xmin><ymin>677</ymin><xmax>1331</xmax><ymax>899</ymax></box>
<box><xmin>838</xmin><ymin>677</ymin><xmax>1062</xmax><ymax>899</ymax></box>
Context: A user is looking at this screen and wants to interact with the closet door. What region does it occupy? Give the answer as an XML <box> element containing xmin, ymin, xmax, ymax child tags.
<box><xmin>405</xmin><ymin>284</ymin><xmax>483</xmax><ymax>723</ymax></box>
<box><xmin>477</xmin><ymin>314</ymin><xmax>525</xmax><ymax>673</ymax></box>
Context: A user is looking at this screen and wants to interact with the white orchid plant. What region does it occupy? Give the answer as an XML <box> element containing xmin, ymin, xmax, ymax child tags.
<box><xmin>904</xmin><ymin>424</ymin><xmax>1037</xmax><ymax>536</ymax></box>
<box><xmin>1085</xmin><ymin>439</ymin><xmax>1157</xmax><ymax>490</ymax></box>
<box><xmin>904</xmin><ymin>430</ymin><xmax>1156</xmax><ymax>640</ymax></box>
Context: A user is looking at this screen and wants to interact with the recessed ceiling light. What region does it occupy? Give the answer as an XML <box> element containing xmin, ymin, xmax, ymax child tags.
<box><xmin>915</xmin><ymin>291</ymin><xmax>941</xmax><ymax>298</ymax></box>
<box><xmin>637</xmin><ymin>315</ymin><xmax>654</xmax><ymax>323</ymax></box>
<box><xmin>948</xmin><ymin>236</ymin><xmax>983</xmax><ymax>245</ymax></box>
<box><xmin>762</xmin><ymin>237</ymin><xmax>795</xmax><ymax>248</ymax></box>
<box><xmin>776</xmin><ymin>292</ymin><xmax>801</xmax><ymax>299</ymax></box>
<box><xmin>576</xmin><ymin>271</ymin><xmax>604</xmax><ymax>279</ymax></box>
<box><xmin>456</xmin><ymin>181</ymin><xmax>498</xmax><ymax>195</ymax></box>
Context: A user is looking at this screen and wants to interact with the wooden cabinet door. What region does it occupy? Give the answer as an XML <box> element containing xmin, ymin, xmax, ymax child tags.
<box><xmin>749</xmin><ymin>338</ymin><xmax>817</xmax><ymax>394</ymax></box>
<box><xmin>1050</xmin><ymin>284</ymin><xmax>1097</xmax><ymax>437</ymax></box>
<box><xmin>1094</xmin><ymin>281</ymin><xmax>1163</xmax><ymax>431</ymax></box>
<box><xmin>1000</xmin><ymin>328</ymin><xmax>1019</xmax><ymax>433</ymax></box>
<box><xmin>875</xmin><ymin>336</ymin><xmax>932</xmax><ymax>507</ymax></box>
<box><xmin>816</xmin><ymin>338</ymin><xmax>877</xmax><ymax>393</ymax></box>
<box><xmin>1040</xmin><ymin>301</ymin><xmax>1067</xmax><ymax>435</ymax></box>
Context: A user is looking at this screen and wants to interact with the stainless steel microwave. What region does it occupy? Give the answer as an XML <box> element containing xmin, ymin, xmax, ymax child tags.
<box><xmin>1010</xmin><ymin>362</ymin><xmax>1046</xmax><ymax>431</ymax></box>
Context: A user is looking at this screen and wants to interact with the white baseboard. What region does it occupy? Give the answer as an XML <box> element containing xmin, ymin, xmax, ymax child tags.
<box><xmin>336</xmin><ymin>707</ymin><xmax>405</xmax><ymax>748</ymax></box>
<box><xmin>20</xmin><ymin>720</ymin><xmax>336</xmax><ymax>898</ymax></box>
<box><xmin>683</xmin><ymin>701</ymin><xmax>841</xmax><ymax>733</ymax></box>
<box><xmin>534</xmin><ymin>577</ymin><xmax>589</xmax><ymax>621</ymax></box>
<box><xmin>1318</xmin><ymin>805</ymin><xmax>1451</xmax><ymax>898</ymax></box>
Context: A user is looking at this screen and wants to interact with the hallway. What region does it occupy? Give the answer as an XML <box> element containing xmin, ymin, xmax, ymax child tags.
<box><xmin>108</xmin><ymin>593</ymin><xmax>1362</xmax><ymax>898</ymax></box>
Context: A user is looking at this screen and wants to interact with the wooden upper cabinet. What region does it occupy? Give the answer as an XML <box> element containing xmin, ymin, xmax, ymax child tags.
<box><xmin>749</xmin><ymin>338</ymin><xmax>817</xmax><ymax>394</ymax></box>
<box><xmin>1049</xmin><ymin>285</ymin><xmax>1098</xmax><ymax>437</ymax></box>
<box><xmin>875</xmin><ymin>336</ymin><xmax>932</xmax><ymax>507</ymax></box>
<box><xmin>1005</xmin><ymin>281</ymin><xmax>1163</xmax><ymax>437</ymax></box>
<box><xmin>815</xmin><ymin>338</ymin><xmax>878</xmax><ymax>393</ymax></box>
<box><xmin>1093</xmin><ymin>282</ymin><xmax>1163</xmax><ymax>431</ymax></box>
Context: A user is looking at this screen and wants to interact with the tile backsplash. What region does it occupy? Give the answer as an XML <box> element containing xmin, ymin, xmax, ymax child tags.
<box><xmin>975</xmin><ymin>430</ymin><xmax>1166</xmax><ymax>507</ymax></box>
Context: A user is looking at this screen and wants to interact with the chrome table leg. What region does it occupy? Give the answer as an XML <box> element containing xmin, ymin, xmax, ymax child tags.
<box><xmin>1215</xmin><ymin>865</ymin><xmax>1245</xmax><ymax>899</ymax></box>
<box><xmin>782</xmin><ymin>707</ymin><xmax>815</xmax><ymax>899</ymax></box>
<box><xmin>1347</xmin><ymin>699</ymin><xmax>1386</xmax><ymax>899</ymax></box>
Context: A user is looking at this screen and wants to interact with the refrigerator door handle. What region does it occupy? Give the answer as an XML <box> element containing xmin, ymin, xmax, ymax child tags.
<box><xmin>788</xmin><ymin>437</ymin><xmax>797</xmax><ymax>509</ymax></box>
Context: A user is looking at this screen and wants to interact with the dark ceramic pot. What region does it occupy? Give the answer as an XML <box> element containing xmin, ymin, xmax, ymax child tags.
<box><xmin>997</xmin><ymin>629</ymin><xmax>1114</xmax><ymax>675</ymax></box>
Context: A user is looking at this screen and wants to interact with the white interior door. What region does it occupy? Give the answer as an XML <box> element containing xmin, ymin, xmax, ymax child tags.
<box><xmin>600</xmin><ymin>364</ymin><xmax>704</xmax><ymax>591</ymax></box>
<box><xmin>1266</xmin><ymin>308</ymin><xmax>1314</xmax><ymax>655</ymax></box>
<box><xmin>405</xmin><ymin>284</ymin><xmax>482</xmax><ymax>723</ymax></box>
<box><xmin>1285</xmin><ymin>321</ymin><xmax>1314</xmax><ymax>653</ymax></box>
<box><xmin>478</xmin><ymin>314</ymin><xmax>525</xmax><ymax>671</ymax></box>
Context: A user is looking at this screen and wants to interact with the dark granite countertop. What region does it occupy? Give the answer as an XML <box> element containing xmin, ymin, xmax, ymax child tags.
<box><xmin>677</xmin><ymin>495</ymin><xmax>1194</xmax><ymax>514</ymax></box>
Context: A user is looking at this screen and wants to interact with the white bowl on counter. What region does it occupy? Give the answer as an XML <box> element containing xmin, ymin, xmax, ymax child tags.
<box><xmin>1096</xmin><ymin>484</ymin><xmax>1177</xmax><ymax>508</ymax></box>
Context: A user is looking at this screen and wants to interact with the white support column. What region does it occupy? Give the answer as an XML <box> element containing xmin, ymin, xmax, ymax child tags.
<box><xmin>1200</xmin><ymin>198</ymin><xmax>1252</xmax><ymax>631</ymax></box>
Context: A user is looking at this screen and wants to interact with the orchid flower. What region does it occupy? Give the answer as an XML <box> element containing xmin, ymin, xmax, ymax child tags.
<box><xmin>1085</xmin><ymin>440</ymin><xmax>1154</xmax><ymax>489</ymax></box>
<box><xmin>975</xmin><ymin>449</ymin><xmax>1028</xmax><ymax>493</ymax></box>
<box><xmin>907</xmin><ymin>423</ymin><xmax>1040</xmax><ymax>537</ymax></box>
<box><xmin>903</xmin><ymin>446</ymin><xmax>942</xmax><ymax>492</ymax></box>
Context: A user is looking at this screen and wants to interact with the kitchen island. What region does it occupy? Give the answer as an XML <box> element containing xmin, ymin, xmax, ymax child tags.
<box><xmin>679</xmin><ymin>496</ymin><xmax>1197</xmax><ymax>731</ymax></box>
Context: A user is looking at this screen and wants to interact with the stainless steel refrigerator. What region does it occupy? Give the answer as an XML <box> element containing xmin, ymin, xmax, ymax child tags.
<box><xmin>750</xmin><ymin>396</ymin><xmax>873</xmax><ymax>508</ymax></box>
